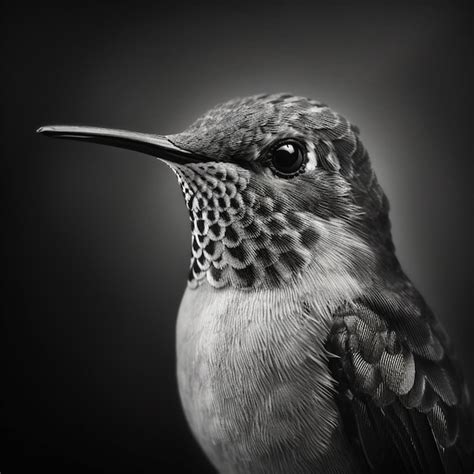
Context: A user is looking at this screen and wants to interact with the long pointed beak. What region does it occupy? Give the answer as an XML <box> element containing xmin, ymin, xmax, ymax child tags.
<box><xmin>37</xmin><ymin>125</ymin><xmax>207</xmax><ymax>165</ymax></box>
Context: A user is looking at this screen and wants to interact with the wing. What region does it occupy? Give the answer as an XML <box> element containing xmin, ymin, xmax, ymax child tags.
<box><xmin>326</xmin><ymin>280</ymin><xmax>473</xmax><ymax>473</ymax></box>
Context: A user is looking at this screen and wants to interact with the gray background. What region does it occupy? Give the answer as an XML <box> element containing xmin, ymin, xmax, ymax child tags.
<box><xmin>4</xmin><ymin>2</ymin><xmax>473</xmax><ymax>473</ymax></box>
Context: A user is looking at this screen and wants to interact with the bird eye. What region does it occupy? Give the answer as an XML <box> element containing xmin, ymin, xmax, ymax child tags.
<box><xmin>268</xmin><ymin>140</ymin><xmax>306</xmax><ymax>178</ymax></box>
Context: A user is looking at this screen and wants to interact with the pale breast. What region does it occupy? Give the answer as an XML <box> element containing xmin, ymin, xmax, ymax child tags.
<box><xmin>176</xmin><ymin>282</ymin><xmax>358</xmax><ymax>473</ymax></box>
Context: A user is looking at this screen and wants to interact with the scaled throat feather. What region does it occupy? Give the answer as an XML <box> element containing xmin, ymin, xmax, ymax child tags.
<box><xmin>172</xmin><ymin>162</ymin><xmax>374</xmax><ymax>291</ymax></box>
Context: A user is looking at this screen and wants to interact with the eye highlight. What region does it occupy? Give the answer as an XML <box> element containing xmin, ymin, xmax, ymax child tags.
<box><xmin>267</xmin><ymin>140</ymin><xmax>307</xmax><ymax>178</ymax></box>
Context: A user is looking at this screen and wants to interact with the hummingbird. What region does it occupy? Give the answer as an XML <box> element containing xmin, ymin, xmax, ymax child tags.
<box><xmin>38</xmin><ymin>93</ymin><xmax>472</xmax><ymax>473</ymax></box>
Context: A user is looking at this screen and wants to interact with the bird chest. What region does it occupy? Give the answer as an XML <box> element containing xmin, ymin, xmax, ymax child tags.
<box><xmin>175</xmin><ymin>283</ymin><xmax>342</xmax><ymax>472</ymax></box>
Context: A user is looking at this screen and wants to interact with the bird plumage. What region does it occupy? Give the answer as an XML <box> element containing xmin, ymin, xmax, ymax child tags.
<box><xmin>38</xmin><ymin>93</ymin><xmax>473</xmax><ymax>473</ymax></box>
<box><xmin>327</xmin><ymin>281</ymin><xmax>473</xmax><ymax>473</ymax></box>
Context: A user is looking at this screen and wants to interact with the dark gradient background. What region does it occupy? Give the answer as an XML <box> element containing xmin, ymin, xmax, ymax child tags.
<box><xmin>3</xmin><ymin>2</ymin><xmax>473</xmax><ymax>473</ymax></box>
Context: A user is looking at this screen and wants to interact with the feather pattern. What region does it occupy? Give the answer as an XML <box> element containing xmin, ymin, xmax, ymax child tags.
<box><xmin>327</xmin><ymin>281</ymin><xmax>473</xmax><ymax>473</ymax></box>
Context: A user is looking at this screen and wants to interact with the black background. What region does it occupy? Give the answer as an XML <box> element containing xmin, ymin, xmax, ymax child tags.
<box><xmin>3</xmin><ymin>2</ymin><xmax>473</xmax><ymax>473</ymax></box>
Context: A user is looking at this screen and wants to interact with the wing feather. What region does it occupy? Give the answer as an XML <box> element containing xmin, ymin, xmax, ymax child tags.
<box><xmin>327</xmin><ymin>283</ymin><xmax>473</xmax><ymax>473</ymax></box>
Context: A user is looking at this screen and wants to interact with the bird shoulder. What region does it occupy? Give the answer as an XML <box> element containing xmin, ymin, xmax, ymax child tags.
<box><xmin>326</xmin><ymin>281</ymin><xmax>473</xmax><ymax>473</ymax></box>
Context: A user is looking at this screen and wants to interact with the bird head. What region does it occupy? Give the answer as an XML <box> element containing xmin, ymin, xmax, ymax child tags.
<box><xmin>38</xmin><ymin>93</ymin><xmax>394</xmax><ymax>290</ymax></box>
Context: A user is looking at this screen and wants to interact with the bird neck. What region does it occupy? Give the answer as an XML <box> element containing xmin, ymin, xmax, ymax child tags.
<box><xmin>172</xmin><ymin>160</ymin><xmax>380</xmax><ymax>292</ymax></box>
